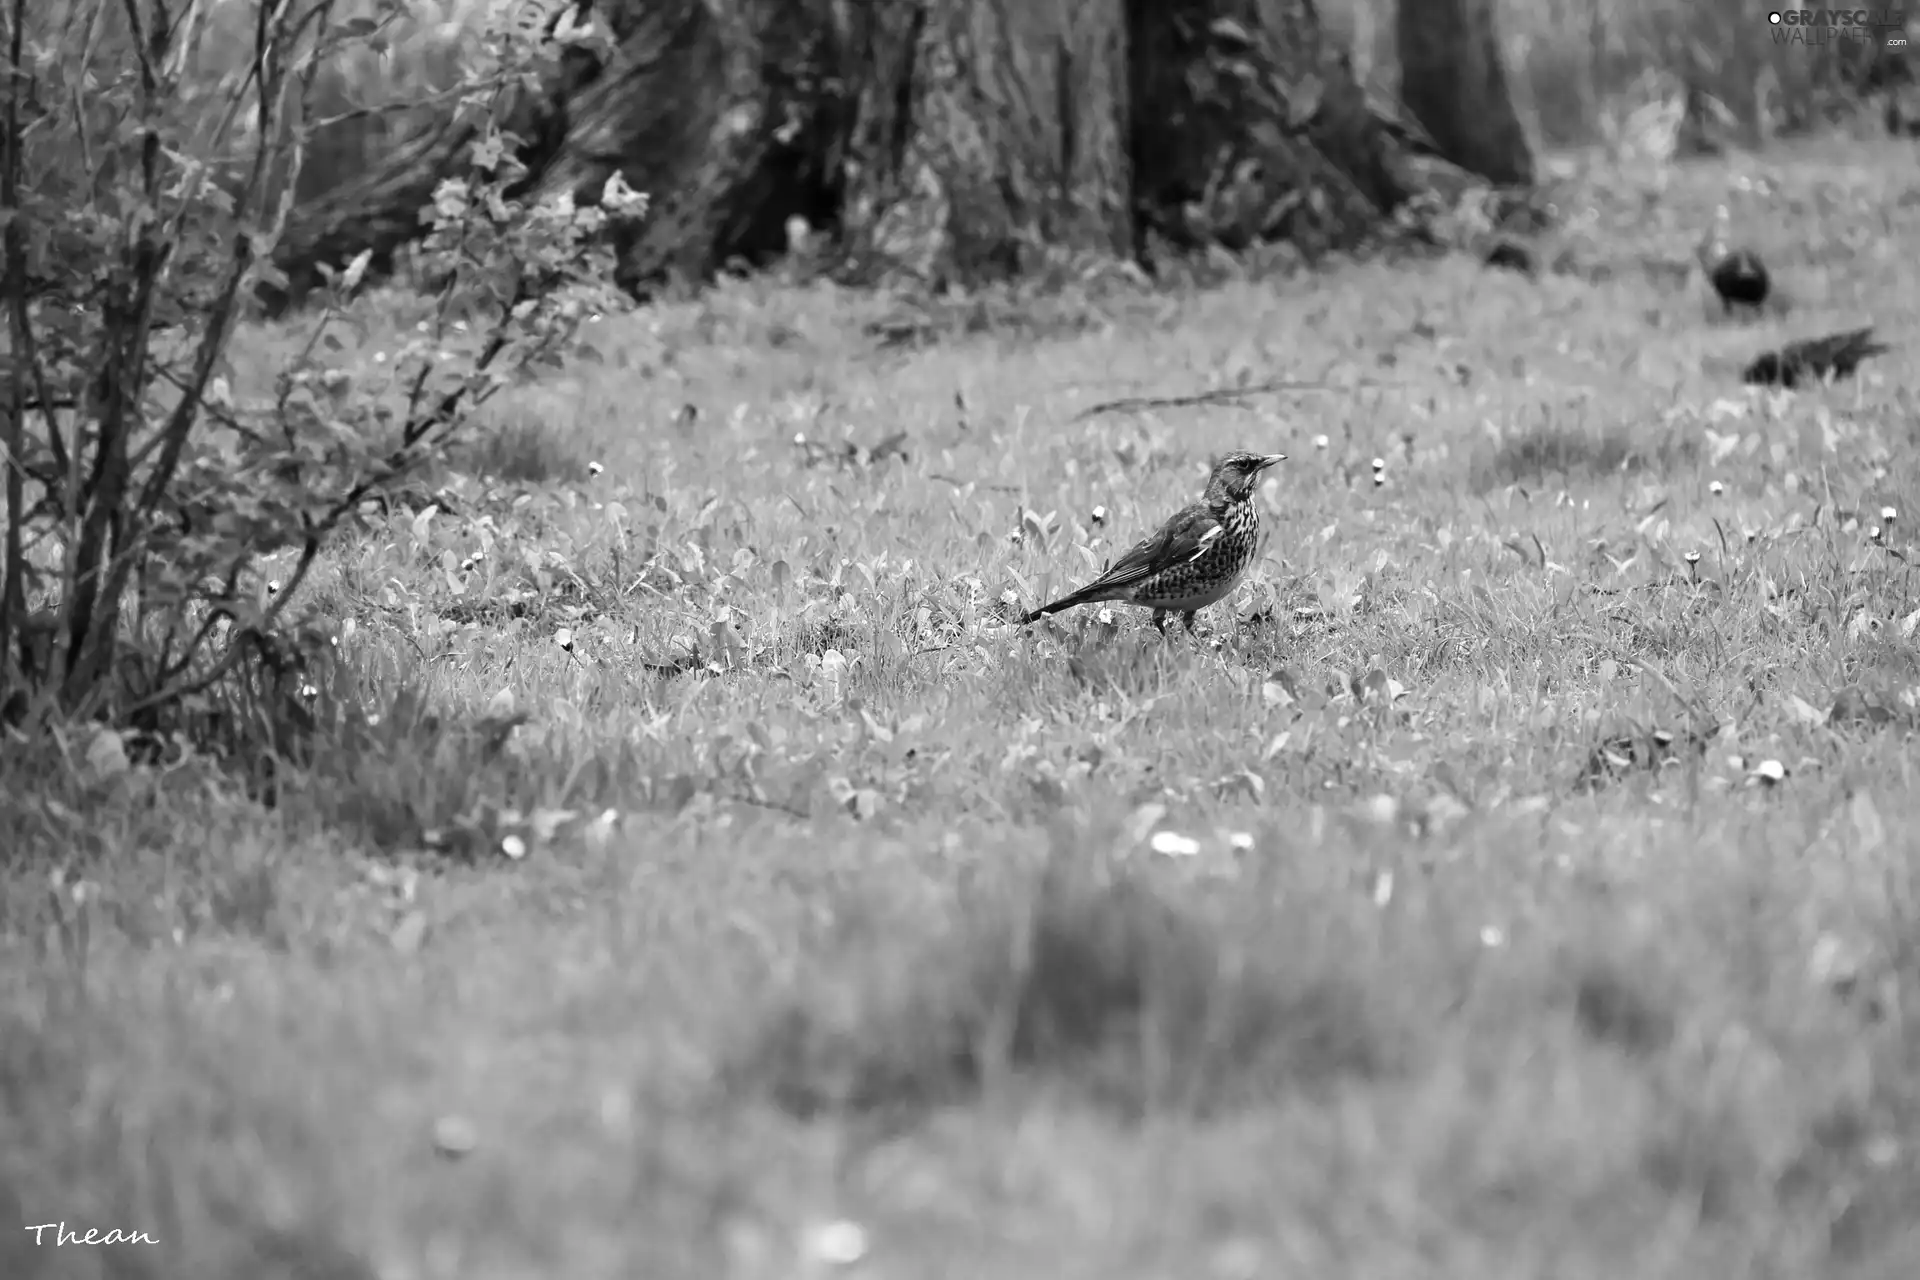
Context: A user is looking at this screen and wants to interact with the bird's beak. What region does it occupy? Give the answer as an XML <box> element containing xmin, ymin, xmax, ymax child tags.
<box><xmin>1259</xmin><ymin>454</ymin><xmax>1287</xmax><ymax>470</ymax></box>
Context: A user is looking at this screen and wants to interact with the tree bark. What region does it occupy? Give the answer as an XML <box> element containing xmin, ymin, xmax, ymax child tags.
<box><xmin>829</xmin><ymin>0</ymin><xmax>1132</xmax><ymax>288</ymax></box>
<box><xmin>527</xmin><ymin>0</ymin><xmax>740</xmax><ymax>293</ymax></box>
<box><xmin>1396</xmin><ymin>0</ymin><xmax>1534</xmax><ymax>186</ymax></box>
<box><xmin>1127</xmin><ymin>0</ymin><xmax>1410</xmax><ymax>258</ymax></box>
<box><xmin>267</xmin><ymin>0</ymin><xmax>1416</xmax><ymax>309</ymax></box>
<box><xmin>267</xmin><ymin>0</ymin><xmax>638</xmax><ymax>313</ymax></box>
<box><xmin>264</xmin><ymin>116</ymin><xmax>477</xmax><ymax>316</ymax></box>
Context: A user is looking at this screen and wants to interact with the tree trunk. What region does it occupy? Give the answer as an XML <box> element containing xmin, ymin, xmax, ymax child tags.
<box><xmin>531</xmin><ymin>0</ymin><xmax>1136</xmax><ymax>291</ymax></box>
<box><xmin>1396</xmin><ymin>0</ymin><xmax>1534</xmax><ymax>186</ymax></box>
<box><xmin>264</xmin><ymin>116</ymin><xmax>477</xmax><ymax>316</ymax></box>
<box><xmin>829</xmin><ymin>0</ymin><xmax>1132</xmax><ymax>288</ymax></box>
<box><xmin>527</xmin><ymin>0</ymin><xmax>742</xmax><ymax>293</ymax></box>
<box><xmin>267</xmin><ymin>0</ymin><xmax>1416</xmax><ymax>309</ymax></box>
<box><xmin>1127</xmin><ymin>0</ymin><xmax>1409</xmax><ymax>258</ymax></box>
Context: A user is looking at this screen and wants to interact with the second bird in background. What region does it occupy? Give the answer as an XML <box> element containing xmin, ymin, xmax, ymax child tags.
<box><xmin>1707</xmin><ymin>247</ymin><xmax>1770</xmax><ymax>314</ymax></box>
<box><xmin>1741</xmin><ymin>326</ymin><xmax>1889</xmax><ymax>388</ymax></box>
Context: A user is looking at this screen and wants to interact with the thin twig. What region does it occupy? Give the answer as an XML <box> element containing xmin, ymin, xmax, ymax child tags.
<box><xmin>1070</xmin><ymin>378</ymin><xmax>1393</xmax><ymax>421</ymax></box>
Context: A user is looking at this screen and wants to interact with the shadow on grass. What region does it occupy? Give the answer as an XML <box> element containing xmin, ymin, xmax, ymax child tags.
<box><xmin>1469</xmin><ymin>420</ymin><xmax>1701</xmax><ymax>492</ymax></box>
<box><xmin>278</xmin><ymin>674</ymin><xmax>638</xmax><ymax>859</ymax></box>
<box><xmin>452</xmin><ymin>414</ymin><xmax>597</xmax><ymax>487</ymax></box>
<box><xmin>724</xmin><ymin>857</ymin><xmax>1392</xmax><ymax>1124</ymax></box>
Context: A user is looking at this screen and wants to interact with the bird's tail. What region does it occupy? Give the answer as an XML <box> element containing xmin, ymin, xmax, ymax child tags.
<box><xmin>1019</xmin><ymin>591</ymin><xmax>1095</xmax><ymax>625</ymax></box>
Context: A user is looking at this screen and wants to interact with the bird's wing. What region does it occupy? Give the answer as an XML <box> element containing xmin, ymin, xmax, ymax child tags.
<box><xmin>1082</xmin><ymin>504</ymin><xmax>1222</xmax><ymax>590</ymax></box>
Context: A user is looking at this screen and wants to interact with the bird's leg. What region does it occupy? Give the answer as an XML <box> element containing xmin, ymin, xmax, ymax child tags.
<box><xmin>1182</xmin><ymin>611</ymin><xmax>1199</xmax><ymax>636</ymax></box>
<box><xmin>1152</xmin><ymin>610</ymin><xmax>1170</xmax><ymax>636</ymax></box>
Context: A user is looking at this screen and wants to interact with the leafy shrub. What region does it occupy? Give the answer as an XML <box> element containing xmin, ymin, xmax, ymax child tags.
<box><xmin>0</xmin><ymin>0</ymin><xmax>642</xmax><ymax>762</ymax></box>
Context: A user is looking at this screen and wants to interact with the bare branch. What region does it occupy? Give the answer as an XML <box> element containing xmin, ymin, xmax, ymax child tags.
<box><xmin>1069</xmin><ymin>378</ymin><xmax>1391</xmax><ymax>422</ymax></box>
<box><xmin>1</xmin><ymin>0</ymin><xmax>31</xmax><ymax>685</ymax></box>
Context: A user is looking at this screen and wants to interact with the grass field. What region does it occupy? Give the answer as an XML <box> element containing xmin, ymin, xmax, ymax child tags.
<box><xmin>6</xmin><ymin>135</ymin><xmax>1920</xmax><ymax>1279</ymax></box>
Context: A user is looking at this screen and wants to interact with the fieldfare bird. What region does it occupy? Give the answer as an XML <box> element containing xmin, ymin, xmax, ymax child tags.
<box><xmin>1742</xmin><ymin>326</ymin><xmax>1888</xmax><ymax>388</ymax></box>
<box><xmin>1021</xmin><ymin>451</ymin><xmax>1285</xmax><ymax>635</ymax></box>
<box><xmin>1482</xmin><ymin>239</ymin><xmax>1536</xmax><ymax>277</ymax></box>
<box><xmin>1707</xmin><ymin>247</ymin><xmax>1769</xmax><ymax>313</ymax></box>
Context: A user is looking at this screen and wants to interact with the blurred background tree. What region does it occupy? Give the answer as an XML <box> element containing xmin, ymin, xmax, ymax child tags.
<box><xmin>1398</xmin><ymin>0</ymin><xmax>1534</xmax><ymax>185</ymax></box>
<box><xmin>17</xmin><ymin>0</ymin><xmax>1916</xmax><ymax>320</ymax></box>
<box><xmin>270</xmin><ymin>0</ymin><xmax>1436</xmax><ymax>308</ymax></box>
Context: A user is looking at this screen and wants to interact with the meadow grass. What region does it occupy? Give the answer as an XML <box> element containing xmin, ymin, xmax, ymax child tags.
<box><xmin>6</xmin><ymin>137</ymin><xmax>1920</xmax><ymax>1278</ymax></box>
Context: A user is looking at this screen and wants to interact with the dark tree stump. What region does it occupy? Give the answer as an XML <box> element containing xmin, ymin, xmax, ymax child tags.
<box><xmin>1127</xmin><ymin>0</ymin><xmax>1411</xmax><ymax>258</ymax></box>
<box><xmin>528</xmin><ymin>0</ymin><xmax>739</xmax><ymax>294</ymax></box>
<box><xmin>1397</xmin><ymin>0</ymin><xmax>1534</xmax><ymax>186</ymax></box>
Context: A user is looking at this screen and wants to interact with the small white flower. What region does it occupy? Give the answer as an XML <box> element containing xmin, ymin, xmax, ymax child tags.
<box><xmin>802</xmin><ymin>1220</ymin><xmax>868</xmax><ymax>1267</ymax></box>
<box><xmin>1149</xmin><ymin>830</ymin><xmax>1201</xmax><ymax>857</ymax></box>
<box><xmin>501</xmin><ymin>834</ymin><xmax>528</xmax><ymax>859</ymax></box>
<box><xmin>1360</xmin><ymin>794</ymin><xmax>1399</xmax><ymax>824</ymax></box>
<box><xmin>1313</xmin><ymin>434</ymin><xmax>1330</xmax><ymax>449</ymax></box>
<box><xmin>583</xmin><ymin>808</ymin><xmax>620</xmax><ymax>848</ymax></box>
<box><xmin>1479</xmin><ymin>924</ymin><xmax>1506</xmax><ymax>947</ymax></box>
<box><xmin>1882</xmin><ymin>506</ymin><xmax>1898</xmax><ymax>524</ymax></box>
<box><xmin>1709</xmin><ymin>480</ymin><xmax>1724</xmax><ymax>496</ymax></box>
<box><xmin>1808</xmin><ymin>933</ymin><xmax>1857</xmax><ymax>986</ymax></box>
<box><xmin>1227</xmin><ymin>831</ymin><xmax>1254</xmax><ymax>852</ymax></box>
<box><xmin>431</xmin><ymin>1114</ymin><xmax>478</xmax><ymax>1157</ymax></box>
<box><xmin>588</xmin><ymin>461</ymin><xmax>604</xmax><ymax>477</ymax></box>
<box><xmin>555</xmin><ymin>628</ymin><xmax>574</xmax><ymax>651</ymax></box>
<box><xmin>84</xmin><ymin>727</ymin><xmax>131</xmax><ymax>779</ymax></box>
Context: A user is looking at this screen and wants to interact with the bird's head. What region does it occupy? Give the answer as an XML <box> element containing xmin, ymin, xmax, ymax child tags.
<box><xmin>1206</xmin><ymin>450</ymin><xmax>1287</xmax><ymax>502</ymax></box>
